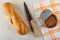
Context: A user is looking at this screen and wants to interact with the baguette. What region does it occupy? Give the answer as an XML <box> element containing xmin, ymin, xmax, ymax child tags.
<box><xmin>2</xmin><ymin>2</ymin><xmax>28</xmax><ymax>35</ymax></box>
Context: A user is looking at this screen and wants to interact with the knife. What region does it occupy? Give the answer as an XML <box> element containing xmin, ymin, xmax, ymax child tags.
<box><xmin>24</xmin><ymin>2</ymin><xmax>40</xmax><ymax>37</ymax></box>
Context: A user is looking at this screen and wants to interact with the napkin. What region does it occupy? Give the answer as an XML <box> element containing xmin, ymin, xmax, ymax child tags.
<box><xmin>33</xmin><ymin>0</ymin><xmax>60</xmax><ymax>40</ymax></box>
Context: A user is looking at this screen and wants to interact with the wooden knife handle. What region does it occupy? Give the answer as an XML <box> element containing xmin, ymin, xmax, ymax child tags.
<box><xmin>2</xmin><ymin>2</ymin><xmax>28</xmax><ymax>35</ymax></box>
<box><xmin>30</xmin><ymin>20</ymin><xmax>40</xmax><ymax>37</ymax></box>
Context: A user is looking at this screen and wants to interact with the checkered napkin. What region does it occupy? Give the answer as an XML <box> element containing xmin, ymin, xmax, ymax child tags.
<box><xmin>33</xmin><ymin>0</ymin><xmax>60</xmax><ymax>40</ymax></box>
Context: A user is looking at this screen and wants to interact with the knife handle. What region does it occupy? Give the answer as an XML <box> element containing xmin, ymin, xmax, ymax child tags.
<box><xmin>30</xmin><ymin>20</ymin><xmax>40</xmax><ymax>37</ymax></box>
<box><xmin>2</xmin><ymin>2</ymin><xmax>28</xmax><ymax>35</ymax></box>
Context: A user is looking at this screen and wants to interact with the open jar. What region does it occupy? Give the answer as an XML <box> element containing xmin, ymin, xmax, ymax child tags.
<box><xmin>40</xmin><ymin>9</ymin><xmax>57</xmax><ymax>28</ymax></box>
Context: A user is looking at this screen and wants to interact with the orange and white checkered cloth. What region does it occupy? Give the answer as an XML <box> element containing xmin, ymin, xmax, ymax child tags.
<box><xmin>33</xmin><ymin>0</ymin><xmax>60</xmax><ymax>40</ymax></box>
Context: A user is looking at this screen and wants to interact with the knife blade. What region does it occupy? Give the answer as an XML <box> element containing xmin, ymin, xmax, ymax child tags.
<box><xmin>24</xmin><ymin>2</ymin><xmax>32</xmax><ymax>22</ymax></box>
<box><xmin>24</xmin><ymin>2</ymin><xmax>40</xmax><ymax>37</ymax></box>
